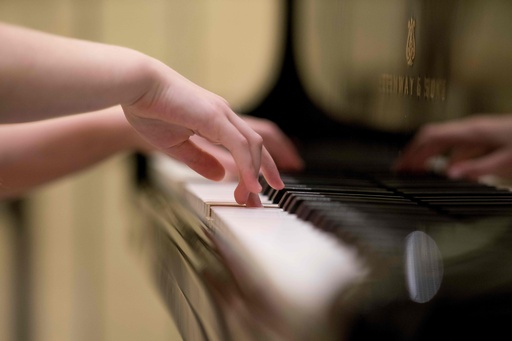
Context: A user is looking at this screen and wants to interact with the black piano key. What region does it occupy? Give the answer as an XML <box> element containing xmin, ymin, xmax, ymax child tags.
<box><xmin>296</xmin><ymin>200</ymin><xmax>441</xmax><ymax>223</ymax></box>
<box><xmin>270</xmin><ymin>184</ymin><xmax>390</xmax><ymax>205</ymax></box>
<box><xmin>261</xmin><ymin>170</ymin><xmax>512</xmax><ymax>249</ymax></box>
<box><xmin>283</xmin><ymin>193</ymin><xmax>418</xmax><ymax>215</ymax></box>
<box><xmin>279</xmin><ymin>189</ymin><xmax>403</xmax><ymax>209</ymax></box>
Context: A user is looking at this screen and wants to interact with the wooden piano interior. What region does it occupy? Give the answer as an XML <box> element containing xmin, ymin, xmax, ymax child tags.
<box><xmin>136</xmin><ymin>1</ymin><xmax>512</xmax><ymax>340</ymax></box>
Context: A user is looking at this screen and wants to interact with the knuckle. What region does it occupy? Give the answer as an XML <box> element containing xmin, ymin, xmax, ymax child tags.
<box><xmin>250</xmin><ymin>133</ymin><xmax>264</xmax><ymax>148</ymax></box>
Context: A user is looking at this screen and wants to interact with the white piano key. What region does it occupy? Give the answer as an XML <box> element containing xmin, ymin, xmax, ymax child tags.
<box><xmin>208</xmin><ymin>205</ymin><xmax>368</xmax><ymax>324</ymax></box>
<box><xmin>149</xmin><ymin>154</ymin><xmax>369</xmax><ymax>331</ymax></box>
<box><xmin>185</xmin><ymin>181</ymin><xmax>276</xmax><ymax>218</ymax></box>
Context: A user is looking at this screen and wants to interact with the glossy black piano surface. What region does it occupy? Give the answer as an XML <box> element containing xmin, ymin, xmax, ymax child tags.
<box><xmin>137</xmin><ymin>1</ymin><xmax>512</xmax><ymax>340</ymax></box>
<box><xmin>246</xmin><ymin>0</ymin><xmax>512</xmax><ymax>171</ymax></box>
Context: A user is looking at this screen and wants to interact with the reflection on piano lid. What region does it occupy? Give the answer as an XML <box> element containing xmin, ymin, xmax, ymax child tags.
<box><xmin>245</xmin><ymin>0</ymin><xmax>512</xmax><ymax>171</ymax></box>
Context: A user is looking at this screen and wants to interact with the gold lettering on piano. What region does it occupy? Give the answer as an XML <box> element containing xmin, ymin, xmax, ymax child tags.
<box><xmin>379</xmin><ymin>74</ymin><xmax>447</xmax><ymax>101</ymax></box>
<box><xmin>377</xmin><ymin>17</ymin><xmax>447</xmax><ymax>101</ymax></box>
<box><xmin>406</xmin><ymin>18</ymin><xmax>416</xmax><ymax>67</ymax></box>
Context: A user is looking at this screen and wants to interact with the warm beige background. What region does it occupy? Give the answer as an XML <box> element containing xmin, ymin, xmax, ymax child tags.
<box><xmin>0</xmin><ymin>1</ymin><xmax>282</xmax><ymax>340</ymax></box>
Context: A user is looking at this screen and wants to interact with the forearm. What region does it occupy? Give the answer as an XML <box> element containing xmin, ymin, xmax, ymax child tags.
<box><xmin>0</xmin><ymin>107</ymin><xmax>144</xmax><ymax>199</ymax></box>
<box><xmin>0</xmin><ymin>22</ymin><xmax>285</xmax><ymax>205</ymax></box>
<box><xmin>0</xmin><ymin>22</ymin><xmax>158</xmax><ymax>122</ymax></box>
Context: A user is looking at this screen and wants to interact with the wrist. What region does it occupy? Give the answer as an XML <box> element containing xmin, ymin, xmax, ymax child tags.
<box><xmin>115</xmin><ymin>49</ymin><xmax>161</xmax><ymax>107</ymax></box>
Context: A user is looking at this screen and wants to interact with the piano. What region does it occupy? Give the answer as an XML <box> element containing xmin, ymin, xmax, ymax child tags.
<box><xmin>135</xmin><ymin>1</ymin><xmax>512</xmax><ymax>340</ymax></box>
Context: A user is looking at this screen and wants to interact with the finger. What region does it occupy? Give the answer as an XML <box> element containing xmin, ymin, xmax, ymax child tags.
<box><xmin>249</xmin><ymin>118</ymin><xmax>304</xmax><ymax>170</ymax></box>
<box><xmin>395</xmin><ymin>126</ymin><xmax>470</xmax><ymax>171</ymax></box>
<box><xmin>227</xmin><ymin>112</ymin><xmax>263</xmax><ymax>169</ymax></box>
<box><xmin>234</xmin><ymin>178</ymin><xmax>252</xmax><ymax>206</ymax></box>
<box><xmin>190</xmin><ymin>135</ymin><xmax>238</xmax><ymax>176</ymax></box>
<box><xmin>164</xmin><ymin>139</ymin><xmax>225</xmax><ymax>181</ymax></box>
<box><xmin>265</xmin><ymin>134</ymin><xmax>304</xmax><ymax>171</ymax></box>
<box><xmin>217</xmin><ymin>113</ymin><xmax>263</xmax><ymax>193</ymax></box>
<box><xmin>246</xmin><ymin>192</ymin><xmax>262</xmax><ymax>208</ymax></box>
<box><xmin>449</xmin><ymin>146</ymin><xmax>489</xmax><ymax>164</ymax></box>
<box><xmin>394</xmin><ymin>141</ymin><xmax>451</xmax><ymax>172</ymax></box>
<box><xmin>260</xmin><ymin>146</ymin><xmax>285</xmax><ymax>190</ymax></box>
<box><xmin>447</xmin><ymin>150</ymin><xmax>512</xmax><ymax>180</ymax></box>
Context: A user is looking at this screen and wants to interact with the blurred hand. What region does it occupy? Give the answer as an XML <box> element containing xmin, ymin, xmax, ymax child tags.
<box><xmin>394</xmin><ymin>114</ymin><xmax>512</xmax><ymax>180</ymax></box>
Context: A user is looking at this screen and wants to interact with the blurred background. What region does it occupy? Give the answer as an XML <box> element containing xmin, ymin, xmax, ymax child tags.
<box><xmin>0</xmin><ymin>1</ymin><xmax>282</xmax><ymax>340</ymax></box>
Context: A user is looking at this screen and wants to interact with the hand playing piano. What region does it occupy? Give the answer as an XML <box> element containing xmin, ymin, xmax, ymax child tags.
<box><xmin>393</xmin><ymin>114</ymin><xmax>512</xmax><ymax>180</ymax></box>
<box><xmin>122</xmin><ymin>67</ymin><xmax>286</xmax><ymax>206</ymax></box>
<box><xmin>0</xmin><ymin>22</ymin><xmax>286</xmax><ymax>206</ymax></box>
<box><xmin>190</xmin><ymin>116</ymin><xmax>304</xmax><ymax>178</ymax></box>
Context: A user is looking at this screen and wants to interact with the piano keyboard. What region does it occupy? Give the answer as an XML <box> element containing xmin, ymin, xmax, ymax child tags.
<box><xmin>259</xmin><ymin>170</ymin><xmax>512</xmax><ymax>254</ymax></box>
<box><xmin>142</xmin><ymin>153</ymin><xmax>512</xmax><ymax>341</ymax></box>
<box><xmin>180</xmin><ymin>173</ymin><xmax>368</xmax><ymax>320</ymax></box>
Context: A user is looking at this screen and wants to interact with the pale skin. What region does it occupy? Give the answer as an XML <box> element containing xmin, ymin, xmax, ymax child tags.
<box><xmin>0</xmin><ymin>22</ymin><xmax>290</xmax><ymax>205</ymax></box>
<box><xmin>192</xmin><ymin>116</ymin><xmax>304</xmax><ymax>176</ymax></box>
<box><xmin>0</xmin><ymin>106</ymin><xmax>303</xmax><ymax>201</ymax></box>
<box><xmin>394</xmin><ymin>114</ymin><xmax>512</xmax><ymax>180</ymax></box>
<box><xmin>0</xmin><ymin>107</ymin><xmax>147</xmax><ymax>199</ymax></box>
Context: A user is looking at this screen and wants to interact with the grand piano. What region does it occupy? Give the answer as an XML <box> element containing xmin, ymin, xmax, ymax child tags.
<box><xmin>136</xmin><ymin>1</ymin><xmax>512</xmax><ymax>340</ymax></box>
